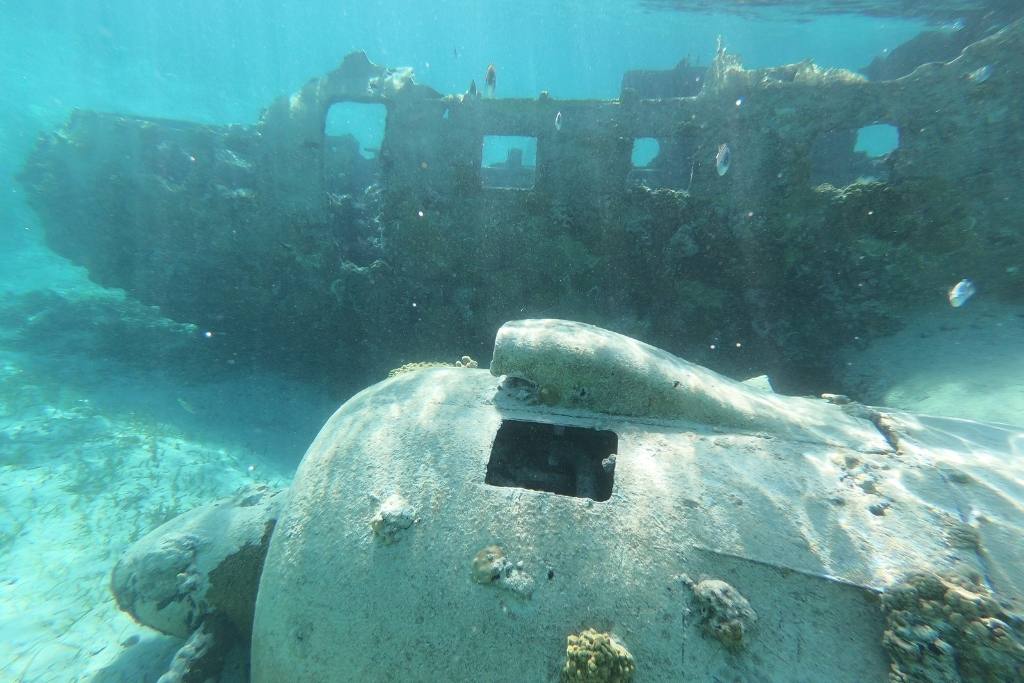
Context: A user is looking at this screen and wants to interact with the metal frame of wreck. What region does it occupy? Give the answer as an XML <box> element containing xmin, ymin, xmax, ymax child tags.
<box><xmin>257</xmin><ymin>22</ymin><xmax>1018</xmax><ymax>220</ymax></box>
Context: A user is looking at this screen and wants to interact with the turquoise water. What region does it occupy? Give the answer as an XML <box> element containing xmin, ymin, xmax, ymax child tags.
<box><xmin>2</xmin><ymin>1</ymin><xmax>1021</xmax><ymax>681</ymax></box>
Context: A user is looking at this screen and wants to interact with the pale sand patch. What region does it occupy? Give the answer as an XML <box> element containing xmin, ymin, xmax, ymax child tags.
<box><xmin>839</xmin><ymin>301</ymin><xmax>1024</xmax><ymax>428</ymax></box>
<box><xmin>0</xmin><ymin>354</ymin><xmax>294</xmax><ymax>682</ymax></box>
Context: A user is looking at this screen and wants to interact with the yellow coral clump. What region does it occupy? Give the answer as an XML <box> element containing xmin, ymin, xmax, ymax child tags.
<box><xmin>562</xmin><ymin>629</ymin><xmax>635</xmax><ymax>682</ymax></box>
<box><xmin>386</xmin><ymin>356</ymin><xmax>479</xmax><ymax>378</ymax></box>
<box><xmin>386</xmin><ymin>361</ymin><xmax>452</xmax><ymax>378</ymax></box>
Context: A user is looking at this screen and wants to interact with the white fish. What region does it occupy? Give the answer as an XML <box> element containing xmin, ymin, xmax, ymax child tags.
<box><xmin>554</xmin><ymin>111</ymin><xmax>562</xmax><ymax>131</ymax></box>
<box><xmin>967</xmin><ymin>65</ymin><xmax>992</xmax><ymax>83</ymax></box>
<box><xmin>715</xmin><ymin>143</ymin><xmax>731</xmax><ymax>176</ymax></box>
<box><xmin>948</xmin><ymin>278</ymin><xmax>976</xmax><ymax>307</ymax></box>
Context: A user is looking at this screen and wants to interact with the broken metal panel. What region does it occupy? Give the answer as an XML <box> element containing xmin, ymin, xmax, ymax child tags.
<box><xmin>20</xmin><ymin>109</ymin><xmax>265</xmax><ymax>298</ymax></box>
<box><xmin>621</xmin><ymin>58</ymin><xmax>707</xmax><ymax>99</ymax></box>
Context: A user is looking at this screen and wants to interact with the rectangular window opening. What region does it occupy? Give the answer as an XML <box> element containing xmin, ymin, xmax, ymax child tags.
<box><xmin>323</xmin><ymin>101</ymin><xmax>386</xmax><ymax>194</ymax></box>
<box><xmin>485</xmin><ymin>419</ymin><xmax>618</xmax><ymax>501</ymax></box>
<box><xmin>627</xmin><ymin>137</ymin><xmax>687</xmax><ymax>190</ymax></box>
<box><xmin>810</xmin><ymin>123</ymin><xmax>899</xmax><ymax>187</ymax></box>
<box><xmin>324</xmin><ymin>101</ymin><xmax>387</xmax><ymax>160</ymax></box>
<box><xmin>481</xmin><ymin>135</ymin><xmax>537</xmax><ymax>189</ymax></box>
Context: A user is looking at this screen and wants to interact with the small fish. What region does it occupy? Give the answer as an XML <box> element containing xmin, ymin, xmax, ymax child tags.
<box><xmin>554</xmin><ymin>111</ymin><xmax>562</xmax><ymax>131</ymax></box>
<box><xmin>177</xmin><ymin>398</ymin><xmax>197</xmax><ymax>415</ymax></box>
<box><xmin>468</xmin><ymin>79</ymin><xmax>478</xmax><ymax>97</ymax></box>
<box><xmin>967</xmin><ymin>65</ymin><xmax>992</xmax><ymax>83</ymax></box>
<box><xmin>948</xmin><ymin>278</ymin><xmax>976</xmax><ymax>307</ymax></box>
<box><xmin>715</xmin><ymin>143</ymin><xmax>731</xmax><ymax>176</ymax></box>
<box><xmin>485</xmin><ymin>64</ymin><xmax>496</xmax><ymax>98</ymax></box>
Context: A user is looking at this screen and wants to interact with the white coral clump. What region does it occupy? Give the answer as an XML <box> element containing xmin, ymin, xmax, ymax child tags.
<box><xmin>370</xmin><ymin>494</ymin><xmax>416</xmax><ymax>544</ymax></box>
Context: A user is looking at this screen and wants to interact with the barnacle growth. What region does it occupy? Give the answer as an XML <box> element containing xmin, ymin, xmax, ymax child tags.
<box><xmin>881</xmin><ymin>572</ymin><xmax>1024</xmax><ymax>682</ymax></box>
<box><xmin>470</xmin><ymin>544</ymin><xmax>534</xmax><ymax>597</ymax></box>
<box><xmin>471</xmin><ymin>545</ymin><xmax>506</xmax><ymax>584</ymax></box>
<box><xmin>685</xmin><ymin>576</ymin><xmax>758</xmax><ymax>652</ymax></box>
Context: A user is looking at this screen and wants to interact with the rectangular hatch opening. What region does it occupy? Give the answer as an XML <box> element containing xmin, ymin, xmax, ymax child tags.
<box><xmin>485</xmin><ymin>419</ymin><xmax>618</xmax><ymax>501</ymax></box>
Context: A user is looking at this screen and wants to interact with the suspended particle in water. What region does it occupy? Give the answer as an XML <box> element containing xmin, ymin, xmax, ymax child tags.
<box><xmin>948</xmin><ymin>278</ymin><xmax>976</xmax><ymax>308</ymax></box>
<box><xmin>715</xmin><ymin>143</ymin><xmax>731</xmax><ymax>176</ymax></box>
<box><xmin>417</xmin><ymin>210</ymin><xmax>424</xmax><ymax>217</ymax></box>
<box><xmin>735</xmin><ymin>97</ymin><xmax>744</xmax><ymax>107</ymax></box>
<box><xmin>967</xmin><ymin>65</ymin><xmax>992</xmax><ymax>83</ymax></box>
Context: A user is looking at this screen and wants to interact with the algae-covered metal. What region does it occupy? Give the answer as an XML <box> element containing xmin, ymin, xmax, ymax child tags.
<box><xmin>18</xmin><ymin>24</ymin><xmax>1024</xmax><ymax>394</ymax></box>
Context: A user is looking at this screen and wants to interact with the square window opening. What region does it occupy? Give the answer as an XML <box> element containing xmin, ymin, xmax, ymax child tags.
<box><xmin>485</xmin><ymin>419</ymin><xmax>618</xmax><ymax>501</ymax></box>
<box><xmin>481</xmin><ymin>135</ymin><xmax>537</xmax><ymax>189</ymax></box>
<box><xmin>810</xmin><ymin>123</ymin><xmax>900</xmax><ymax>186</ymax></box>
<box><xmin>627</xmin><ymin>137</ymin><xmax>686</xmax><ymax>190</ymax></box>
<box><xmin>324</xmin><ymin>101</ymin><xmax>387</xmax><ymax>160</ymax></box>
<box><xmin>854</xmin><ymin>123</ymin><xmax>900</xmax><ymax>158</ymax></box>
<box><xmin>323</xmin><ymin>101</ymin><xmax>386</xmax><ymax>194</ymax></box>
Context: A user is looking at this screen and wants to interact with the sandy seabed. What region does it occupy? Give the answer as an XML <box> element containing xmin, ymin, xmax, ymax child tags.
<box><xmin>840</xmin><ymin>299</ymin><xmax>1024</xmax><ymax>429</ymax></box>
<box><xmin>0</xmin><ymin>347</ymin><xmax>316</xmax><ymax>682</ymax></box>
<box><xmin>0</xmin><ymin>240</ymin><xmax>331</xmax><ymax>681</ymax></box>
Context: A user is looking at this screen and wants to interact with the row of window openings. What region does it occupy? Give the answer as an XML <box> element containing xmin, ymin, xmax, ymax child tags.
<box><xmin>324</xmin><ymin>103</ymin><xmax>900</xmax><ymax>190</ymax></box>
<box><xmin>473</xmin><ymin>128</ymin><xmax>901</xmax><ymax>191</ymax></box>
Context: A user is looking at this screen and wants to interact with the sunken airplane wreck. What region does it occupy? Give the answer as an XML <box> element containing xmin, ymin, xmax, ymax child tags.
<box><xmin>19</xmin><ymin>23</ymin><xmax>1024</xmax><ymax>395</ymax></box>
